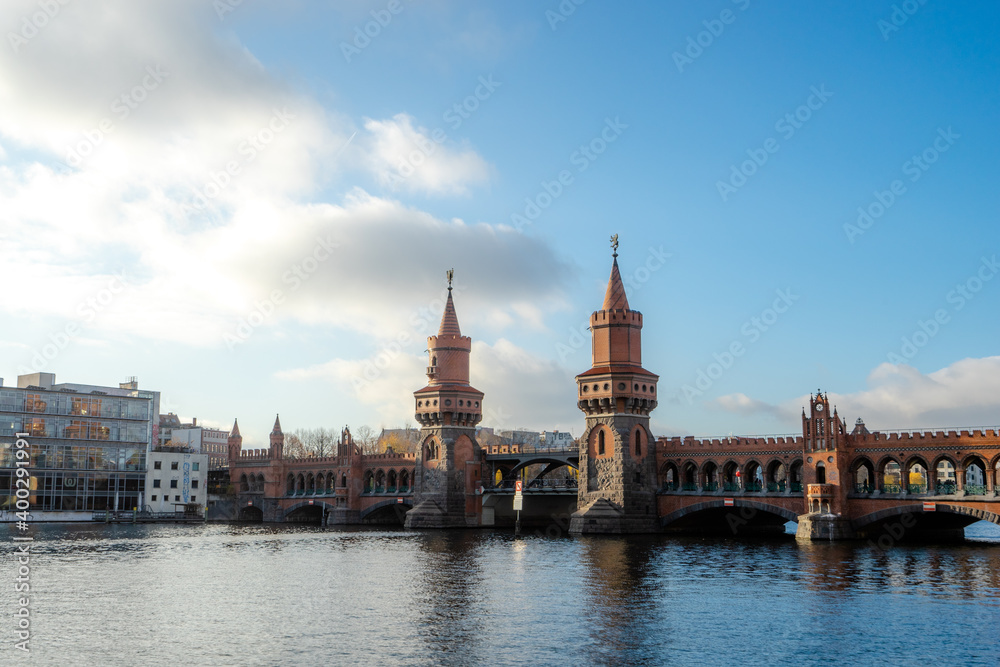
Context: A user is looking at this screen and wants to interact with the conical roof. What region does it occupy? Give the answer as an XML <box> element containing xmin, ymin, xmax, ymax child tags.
<box><xmin>438</xmin><ymin>289</ymin><xmax>462</xmax><ymax>337</ymax></box>
<box><xmin>230</xmin><ymin>419</ymin><xmax>241</xmax><ymax>437</ymax></box>
<box><xmin>602</xmin><ymin>257</ymin><xmax>630</xmax><ymax>311</ymax></box>
<box><xmin>271</xmin><ymin>414</ymin><xmax>282</xmax><ymax>434</ymax></box>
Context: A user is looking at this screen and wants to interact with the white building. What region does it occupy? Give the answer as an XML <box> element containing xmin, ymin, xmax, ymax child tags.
<box><xmin>170</xmin><ymin>424</ymin><xmax>229</xmax><ymax>470</ymax></box>
<box><xmin>146</xmin><ymin>447</ymin><xmax>208</xmax><ymax>513</ymax></box>
<box><xmin>542</xmin><ymin>430</ymin><xmax>575</xmax><ymax>448</ymax></box>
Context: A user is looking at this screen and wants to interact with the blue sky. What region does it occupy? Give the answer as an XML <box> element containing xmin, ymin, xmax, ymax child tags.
<box><xmin>1</xmin><ymin>1</ymin><xmax>998</xmax><ymax>446</ymax></box>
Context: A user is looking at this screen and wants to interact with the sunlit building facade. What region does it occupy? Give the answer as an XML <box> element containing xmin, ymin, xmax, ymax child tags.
<box><xmin>0</xmin><ymin>372</ymin><xmax>159</xmax><ymax>519</ymax></box>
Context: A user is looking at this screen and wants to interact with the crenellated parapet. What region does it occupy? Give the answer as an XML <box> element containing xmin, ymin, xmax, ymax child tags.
<box><xmin>658</xmin><ymin>435</ymin><xmax>805</xmax><ymax>454</ymax></box>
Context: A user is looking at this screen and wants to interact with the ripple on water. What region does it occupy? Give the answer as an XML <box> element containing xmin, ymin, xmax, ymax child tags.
<box><xmin>0</xmin><ymin>523</ymin><xmax>997</xmax><ymax>665</ymax></box>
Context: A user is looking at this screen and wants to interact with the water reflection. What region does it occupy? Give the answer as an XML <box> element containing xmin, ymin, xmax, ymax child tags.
<box><xmin>579</xmin><ymin>536</ymin><xmax>663</xmax><ymax>665</ymax></box>
<box><xmin>413</xmin><ymin>531</ymin><xmax>486</xmax><ymax>665</ymax></box>
<box><xmin>0</xmin><ymin>524</ymin><xmax>996</xmax><ymax>665</ymax></box>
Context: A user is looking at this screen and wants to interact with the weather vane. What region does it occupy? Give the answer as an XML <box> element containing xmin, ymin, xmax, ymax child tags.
<box><xmin>447</xmin><ymin>268</ymin><xmax>454</xmax><ymax>289</ymax></box>
<box><xmin>610</xmin><ymin>234</ymin><xmax>619</xmax><ymax>257</ymax></box>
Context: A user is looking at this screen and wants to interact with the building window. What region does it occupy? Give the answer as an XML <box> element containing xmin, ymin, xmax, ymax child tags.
<box><xmin>192</xmin><ymin>462</ymin><xmax>200</xmax><ymax>471</ymax></box>
<box><xmin>153</xmin><ymin>479</ymin><xmax>161</xmax><ymax>488</ymax></box>
<box><xmin>191</xmin><ymin>495</ymin><xmax>197</xmax><ymax>503</ymax></box>
<box><xmin>191</xmin><ymin>480</ymin><xmax>199</xmax><ymax>489</ymax></box>
<box><xmin>151</xmin><ymin>495</ymin><xmax>157</xmax><ymax>501</ymax></box>
<box><xmin>154</xmin><ymin>461</ymin><xmax>161</xmax><ymax>470</ymax></box>
<box><xmin>170</xmin><ymin>480</ymin><xmax>178</xmax><ymax>488</ymax></box>
<box><xmin>598</xmin><ymin>430</ymin><xmax>605</xmax><ymax>455</ymax></box>
<box><xmin>175</xmin><ymin>495</ymin><xmax>180</xmax><ymax>502</ymax></box>
<box><xmin>171</xmin><ymin>462</ymin><xmax>178</xmax><ymax>470</ymax></box>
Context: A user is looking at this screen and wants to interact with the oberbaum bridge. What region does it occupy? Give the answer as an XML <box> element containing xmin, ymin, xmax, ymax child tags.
<box><xmin>227</xmin><ymin>239</ymin><xmax>1000</xmax><ymax>541</ymax></box>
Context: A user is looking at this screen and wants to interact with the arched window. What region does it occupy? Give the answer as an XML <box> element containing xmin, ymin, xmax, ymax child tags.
<box><xmin>816</xmin><ymin>462</ymin><xmax>826</xmax><ymax>484</ymax></box>
<box><xmin>634</xmin><ymin>430</ymin><xmax>641</xmax><ymax>456</ymax></box>
<box><xmin>598</xmin><ymin>430</ymin><xmax>605</xmax><ymax>455</ymax></box>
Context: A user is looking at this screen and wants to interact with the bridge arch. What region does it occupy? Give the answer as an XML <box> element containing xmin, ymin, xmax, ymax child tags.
<box><xmin>236</xmin><ymin>505</ymin><xmax>263</xmax><ymax>522</ymax></box>
<box><xmin>659</xmin><ymin>461</ymin><xmax>678</xmax><ymax>490</ymax></box>
<box><xmin>702</xmin><ymin>460</ymin><xmax>719</xmax><ymax>490</ymax></box>
<box><xmin>743</xmin><ymin>460</ymin><xmax>763</xmax><ymax>490</ymax></box>
<box><xmin>283</xmin><ymin>500</ymin><xmax>331</xmax><ymax>524</ymax></box>
<box><xmin>358</xmin><ymin>498</ymin><xmax>413</xmax><ymax>525</ymax></box>
<box><xmin>660</xmin><ymin>499</ymin><xmax>798</xmax><ymax>536</ymax></box>
<box><xmin>903</xmin><ymin>455</ymin><xmax>929</xmax><ymax>492</ymax></box>
<box><xmin>853</xmin><ymin>503</ymin><xmax>1000</xmax><ymax>538</ymax></box>
<box><xmin>681</xmin><ymin>460</ymin><xmax>698</xmax><ymax>488</ymax></box>
<box><xmin>850</xmin><ymin>456</ymin><xmax>875</xmax><ymax>491</ymax></box>
<box><xmin>505</xmin><ymin>456</ymin><xmax>579</xmax><ymax>480</ymax></box>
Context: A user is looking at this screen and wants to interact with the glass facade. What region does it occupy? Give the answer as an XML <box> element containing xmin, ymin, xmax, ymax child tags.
<box><xmin>0</xmin><ymin>387</ymin><xmax>152</xmax><ymax>512</ymax></box>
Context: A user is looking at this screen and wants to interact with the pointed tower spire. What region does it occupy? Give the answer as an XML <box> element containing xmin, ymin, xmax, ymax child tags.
<box><xmin>269</xmin><ymin>414</ymin><xmax>284</xmax><ymax>460</ymax></box>
<box><xmin>437</xmin><ymin>268</ymin><xmax>462</xmax><ymax>337</ymax></box>
<box><xmin>602</xmin><ymin>255</ymin><xmax>630</xmax><ymax>311</ymax></box>
<box><xmin>227</xmin><ymin>418</ymin><xmax>243</xmax><ymax>466</ymax></box>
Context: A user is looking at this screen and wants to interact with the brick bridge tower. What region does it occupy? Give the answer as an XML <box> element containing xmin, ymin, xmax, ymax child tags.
<box><xmin>570</xmin><ymin>237</ymin><xmax>660</xmax><ymax>534</ymax></box>
<box><xmin>227</xmin><ymin>419</ymin><xmax>242</xmax><ymax>465</ymax></box>
<box><xmin>269</xmin><ymin>414</ymin><xmax>284</xmax><ymax>460</ymax></box>
<box><xmin>405</xmin><ymin>270</ymin><xmax>484</xmax><ymax>528</ymax></box>
<box><xmin>796</xmin><ymin>391</ymin><xmax>856</xmax><ymax>539</ymax></box>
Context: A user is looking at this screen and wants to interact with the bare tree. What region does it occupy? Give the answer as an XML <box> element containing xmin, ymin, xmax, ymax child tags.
<box><xmin>284</xmin><ymin>433</ymin><xmax>306</xmax><ymax>458</ymax></box>
<box><xmin>354</xmin><ymin>425</ymin><xmax>378</xmax><ymax>455</ymax></box>
<box><xmin>289</xmin><ymin>428</ymin><xmax>338</xmax><ymax>457</ymax></box>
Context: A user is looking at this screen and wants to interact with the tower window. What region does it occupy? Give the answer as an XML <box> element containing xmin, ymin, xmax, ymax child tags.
<box><xmin>598</xmin><ymin>430</ymin><xmax>605</xmax><ymax>455</ymax></box>
<box><xmin>634</xmin><ymin>430</ymin><xmax>641</xmax><ymax>456</ymax></box>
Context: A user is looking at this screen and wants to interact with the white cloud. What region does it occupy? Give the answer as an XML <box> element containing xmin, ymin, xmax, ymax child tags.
<box><xmin>712</xmin><ymin>357</ymin><xmax>1000</xmax><ymax>431</ymax></box>
<box><xmin>0</xmin><ymin>2</ymin><xmax>569</xmax><ymax>355</ymax></box>
<box><xmin>362</xmin><ymin>113</ymin><xmax>491</xmax><ymax>196</ymax></box>
<box><xmin>276</xmin><ymin>338</ymin><xmax>582</xmax><ymax>432</ymax></box>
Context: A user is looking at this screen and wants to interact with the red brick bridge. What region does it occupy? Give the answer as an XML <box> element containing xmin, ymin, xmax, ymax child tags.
<box><xmin>655</xmin><ymin>392</ymin><xmax>1000</xmax><ymax>540</ymax></box>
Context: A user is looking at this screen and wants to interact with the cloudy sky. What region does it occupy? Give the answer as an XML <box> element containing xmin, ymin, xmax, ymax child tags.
<box><xmin>2</xmin><ymin>1</ymin><xmax>998</xmax><ymax>446</ymax></box>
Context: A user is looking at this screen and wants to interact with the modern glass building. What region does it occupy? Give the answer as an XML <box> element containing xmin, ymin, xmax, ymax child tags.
<box><xmin>0</xmin><ymin>372</ymin><xmax>158</xmax><ymax>517</ymax></box>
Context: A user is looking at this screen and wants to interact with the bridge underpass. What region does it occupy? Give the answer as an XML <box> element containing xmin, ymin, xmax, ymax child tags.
<box><xmin>659</xmin><ymin>499</ymin><xmax>800</xmax><ymax>537</ymax></box>
<box><xmin>853</xmin><ymin>504</ymin><xmax>1000</xmax><ymax>543</ymax></box>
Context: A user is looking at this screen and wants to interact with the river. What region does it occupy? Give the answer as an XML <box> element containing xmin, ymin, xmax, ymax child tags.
<box><xmin>2</xmin><ymin>522</ymin><xmax>999</xmax><ymax>665</ymax></box>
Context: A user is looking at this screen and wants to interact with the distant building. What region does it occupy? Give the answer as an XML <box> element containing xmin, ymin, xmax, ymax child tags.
<box><xmin>158</xmin><ymin>412</ymin><xmax>182</xmax><ymax>448</ymax></box>
<box><xmin>542</xmin><ymin>430</ymin><xmax>575</xmax><ymax>448</ymax></box>
<box><xmin>0</xmin><ymin>372</ymin><xmax>159</xmax><ymax>520</ymax></box>
<box><xmin>146</xmin><ymin>446</ymin><xmax>208</xmax><ymax>513</ymax></box>
<box><xmin>376</xmin><ymin>427</ymin><xmax>419</xmax><ymax>453</ymax></box>
<box><xmin>171</xmin><ymin>423</ymin><xmax>229</xmax><ymax>470</ymax></box>
<box><xmin>499</xmin><ymin>429</ymin><xmax>541</xmax><ymax>447</ymax></box>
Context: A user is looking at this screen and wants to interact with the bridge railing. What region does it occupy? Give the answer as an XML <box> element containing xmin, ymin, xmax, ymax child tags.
<box><xmin>484</xmin><ymin>478</ymin><xmax>577</xmax><ymax>491</ymax></box>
